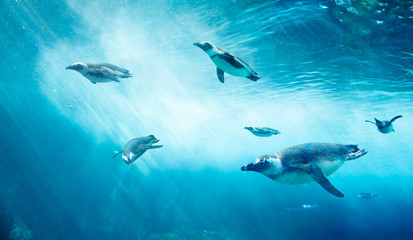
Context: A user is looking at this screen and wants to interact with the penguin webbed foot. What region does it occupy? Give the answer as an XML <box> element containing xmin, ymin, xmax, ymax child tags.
<box><xmin>112</xmin><ymin>151</ymin><xmax>122</xmax><ymax>159</ymax></box>
<box><xmin>120</xmin><ymin>73</ymin><xmax>133</xmax><ymax>78</ymax></box>
<box><xmin>247</xmin><ymin>75</ymin><xmax>259</xmax><ymax>82</ymax></box>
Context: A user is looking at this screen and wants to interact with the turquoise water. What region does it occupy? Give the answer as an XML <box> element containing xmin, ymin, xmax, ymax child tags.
<box><xmin>1</xmin><ymin>0</ymin><xmax>413</xmax><ymax>239</ymax></box>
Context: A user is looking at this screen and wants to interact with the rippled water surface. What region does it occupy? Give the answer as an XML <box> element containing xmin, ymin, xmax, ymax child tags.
<box><xmin>1</xmin><ymin>0</ymin><xmax>413</xmax><ymax>239</ymax></box>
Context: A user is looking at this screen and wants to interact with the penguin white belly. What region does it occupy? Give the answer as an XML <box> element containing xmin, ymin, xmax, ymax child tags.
<box><xmin>211</xmin><ymin>57</ymin><xmax>249</xmax><ymax>77</ymax></box>
<box><xmin>276</xmin><ymin>160</ymin><xmax>344</xmax><ymax>185</ymax></box>
<box><xmin>84</xmin><ymin>75</ymin><xmax>112</xmax><ymax>83</ymax></box>
<box><xmin>379</xmin><ymin>125</ymin><xmax>393</xmax><ymax>133</ymax></box>
<box><xmin>252</xmin><ymin>132</ymin><xmax>273</xmax><ymax>137</ymax></box>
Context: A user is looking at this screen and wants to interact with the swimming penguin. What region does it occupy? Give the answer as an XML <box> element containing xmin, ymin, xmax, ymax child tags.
<box><xmin>193</xmin><ymin>41</ymin><xmax>259</xmax><ymax>83</ymax></box>
<box><xmin>113</xmin><ymin>135</ymin><xmax>163</xmax><ymax>168</ymax></box>
<box><xmin>365</xmin><ymin>115</ymin><xmax>402</xmax><ymax>134</ymax></box>
<box><xmin>244</xmin><ymin>127</ymin><xmax>280</xmax><ymax>137</ymax></box>
<box><xmin>286</xmin><ymin>204</ymin><xmax>319</xmax><ymax>212</ymax></box>
<box><xmin>355</xmin><ymin>193</ymin><xmax>378</xmax><ymax>199</ymax></box>
<box><xmin>66</xmin><ymin>62</ymin><xmax>132</xmax><ymax>84</ymax></box>
<box><xmin>241</xmin><ymin>143</ymin><xmax>367</xmax><ymax>197</ymax></box>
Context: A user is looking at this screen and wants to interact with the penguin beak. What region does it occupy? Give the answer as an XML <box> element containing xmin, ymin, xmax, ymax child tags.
<box><xmin>66</xmin><ymin>65</ymin><xmax>73</xmax><ymax>70</ymax></box>
<box><xmin>241</xmin><ymin>163</ymin><xmax>252</xmax><ymax>171</ymax></box>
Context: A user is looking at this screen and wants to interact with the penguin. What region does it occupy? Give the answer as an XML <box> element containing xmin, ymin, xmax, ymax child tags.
<box><xmin>355</xmin><ymin>193</ymin><xmax>378</xmax><ymax>199</ymax></box>
<box><xmin>113</xmin><ymin>135</ymin><xmax>163</xmax><ymax>168</ymax></box>
<box><xmin>244</xmin><ymin>127</ymin><xmax>280</xmax><ymax>137</ymax></box>
<box><xmin>365</xmin><ymin>115</ymin><xmax>402</xmax><ymax>134</ymax></box>
<box><xmin>241</xmin><ymin>143</ymin><xmax>368</xmax><ymax>197</ymax></box>
<box><xmin>66</xmin><ymin>62</ymin><xmax>132</xmax><ymax>84</ymax></box>
<box><xmin>193</xmin><ymin>41</ymin><xmax>259</xmax><ymax>83</ymax></box>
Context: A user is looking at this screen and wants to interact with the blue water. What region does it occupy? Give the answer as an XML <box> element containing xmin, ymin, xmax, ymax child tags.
<box><xmin>1</xmin><ymin>0</ymin><xmax>413</xmax><ymax>239</ymax></box>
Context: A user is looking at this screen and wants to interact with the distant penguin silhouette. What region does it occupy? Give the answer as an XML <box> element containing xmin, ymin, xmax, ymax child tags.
<box><xmin>193</xmin><ymin>41</ymin><xmax>259</xmax><ymax>83</ymax></box>
<box><xmin>244</xmin><ymin>127</ymin><xmax>280</xmax><ymax>137</ymax></box>
<box><xmin>365</xmin><ymin>115</ymin><xmax>402</xmax><ymax>134</ymax></box>
<box><xmin>113</xmin><ymin>135</ymin><xmax>163</xmax><ymax>168</ymax></box>
<box><xmin>354</xmin><ymin>193</ymin><xmax>378</xmax><ymax>199</ymax></box>
<box><xmin>66</xmin><ymin>62</ymin><xmax>132</xmax><ymax>84</ymax></box>
<box><xmin>241</xmin><ymin>143</ymin><xmax>368</xmax><ymax>197</ymax></box>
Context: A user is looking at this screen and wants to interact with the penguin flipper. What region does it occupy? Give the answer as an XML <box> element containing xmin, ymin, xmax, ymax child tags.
<box><xmin>291</xmin><ymin>163</ymin><xmax>344</xmax><ymax>197</ymax></box>
<box><xmin>217</xmin><ymin>68</ymin><xmax>225</xmax><ymax>83</ymax></box>
<box><xmin>139</xmin><ymin>144</ymin><xmax>163</xmax><ymax>150</ymax></box>
<box><xmin>148</xmin><ymin>145</ymin><xmax>163</xmax><ymax>149</ymax></box>
<box><xmin>389</xmin><ymin>115</ymin><xmax>403</xmax><ymax>124</ymax></box>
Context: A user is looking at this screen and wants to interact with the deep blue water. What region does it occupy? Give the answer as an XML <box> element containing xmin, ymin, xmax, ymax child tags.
<box><xmin>1</xmin><ymin>0</ymin><xmax>413</xmax><ymax>239</ymax></box>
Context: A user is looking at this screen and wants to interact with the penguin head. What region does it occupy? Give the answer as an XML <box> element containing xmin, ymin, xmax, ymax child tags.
<box><xmin>66</xmin><ymin>62</ymin><xmax>88</xmax><ymax>72</ymax></box>
<box><xmin>241</xmin><ymin>154</ymin><xmax>281</xmax><ymax>174</ymax></box>
<box><xmin>244</xmin><ymin>126</ymin><xmax>253</xmax><ymax>132</ymax></box>
<box><xmin>193</xmin><ymin>41</ymin><xmax>215</xmax><ymax>52</ymax></box>
<box><xmin>143</xmin><ymin>135</ymin><xmax>160</xmax><ymax>144</ymax></box>
<box><xmin>382</xmin><ymin>120</ymin><xmax>391</xmax><ymax>127</ymax></box>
